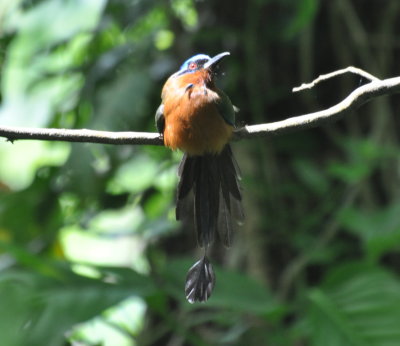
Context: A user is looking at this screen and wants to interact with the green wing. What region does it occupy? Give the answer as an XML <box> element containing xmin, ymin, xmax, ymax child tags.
<box><xmin>215</xmin><ymin>90</ymin><xmax>236</xmax><ymax>126</ymax></box>
<box><xmin>155</xmin><ymin>104</ymin><xmax>165</xmax><ymax>134</ymax></box>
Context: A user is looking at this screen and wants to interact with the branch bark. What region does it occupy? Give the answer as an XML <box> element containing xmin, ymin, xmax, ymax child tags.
<box><xmin>292</xmin><ymin>66</ymin><xmax>380</xmax><ymax>92</ymax></box>
<box><xmin>1</xmin><ymin>69</ymin><xmax>400</xmax><ymax>146</ymax></box>
<box><xmin>235</xmin><ymin>75</ymin><xmax>400</xmax><ymax>140</ymax></box>
<box><xmin>0</xmin><ymin>127</ymin><xmax>163</xmax><ymax>146</ymax></box>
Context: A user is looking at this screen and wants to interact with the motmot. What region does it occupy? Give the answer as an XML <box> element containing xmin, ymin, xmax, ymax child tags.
<box><xmin>156</xmin><ymin>52</ymin><xmax>244</xmax><ymax>303</ymax></box>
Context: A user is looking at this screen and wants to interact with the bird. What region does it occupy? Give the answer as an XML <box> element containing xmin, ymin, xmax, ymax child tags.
<box><xmin>155</xmin><ymin>52</ymin><xmax>244</xmax><ymax>303</ymax></box>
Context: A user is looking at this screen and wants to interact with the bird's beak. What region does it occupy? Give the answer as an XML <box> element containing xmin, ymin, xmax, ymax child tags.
<box><xmin>204</xmin><ymin>52</ymin><xmax>230</xmax><ymax>70</ymax></box>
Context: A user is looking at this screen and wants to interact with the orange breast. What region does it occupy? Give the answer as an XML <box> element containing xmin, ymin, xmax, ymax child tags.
<box><xmin>162</xmin><ymin>73</ymin><xmax>233</xmax><ymax>156</ymax></box>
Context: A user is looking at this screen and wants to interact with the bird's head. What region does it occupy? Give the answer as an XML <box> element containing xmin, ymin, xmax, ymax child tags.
<box><xmin>175</xmin><ymin>52</ymin><xmax>230</xmax><ymax>78</ymax></box>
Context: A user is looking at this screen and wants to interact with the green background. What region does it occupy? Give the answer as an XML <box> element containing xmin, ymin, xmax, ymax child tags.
<box><xmin>1</xmin><ymin>0</ymin><xmax>400</xmax><ymax>345</ymax></box>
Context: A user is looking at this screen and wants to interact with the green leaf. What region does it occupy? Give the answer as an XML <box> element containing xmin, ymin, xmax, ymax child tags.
<box><xmin>292</xmin><ymin>159</ymin><xmax>329</xmax><ymax>195</ymax></box>
<box><xmin>212</xmin><ymin>267</ymin><xmax>285</xmax><ymax>317</ymax></box>
<box><xmin>0</xmin><ymin>141</ymin><xmax>70</xmax><ymax>190</ymax></box>
<box><xmin>171</xmin><ymin>0</ymin><xmax>198</xmax><ymax>29</ymax></box>
<box><xmin>283</xmin><ymin>0</ymin><xmax>318</xmax><ymax>39</ymax></box>
<box><xmin>307</xmin><ymin>263</ymin><xmax>400</xmax><ymax>346</ymax></box>
<box><xmin>6</xmin><ymin>0</ymin><xmax>106</xmax><ymax>44</ymax></box>
<box><xmin>328</xmin><ymin>138</ymin><xmax>394</xmax><ymax>183</ymax></box>
<box><xmin>339</xmin><ymin>204</ymin><xmax>400</xmax><ymax>260</ymax></box>
<box><xmin>1</xmin><ymin>0</ymin><xmax>106</xmax><ymax>127</ymax></box>
<box><xmin>107</xmin><ymin>154</ymin><xmax>160</xmax><ymax>194</ymax></box>
<box><xmin>0</xmin><ymin>266</ymin><xmax>156</xmax><ymax>346</ymax></box>
<box><xmin>328</xmin><ymin>161</ymin><xmax>371</xmax><ymax>183</ymax></box>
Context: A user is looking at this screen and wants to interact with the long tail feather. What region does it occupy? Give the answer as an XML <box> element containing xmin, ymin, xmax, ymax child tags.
<box><xmin>176</xmin><ymin>154</ymin><xmax>196</xmax><ymax>220</ymax></box>
<box><xmin>176</xmin><ymin>145</ymin><xmax>243</xmax><ymax>247</ymax></box>
<box><xmin>185</xmin><ymin>253</ymin><xmax>215</xmax><ymax>303</ymax></box>
<box><xmin>194</xmin><ymin>160</ymin><xmax>211</xmax><ymax>245</ymax></box>
<box><xmin>217</xmin><ymin>189</ymin><xmax>233</xmax><ymax>246</ymax></box>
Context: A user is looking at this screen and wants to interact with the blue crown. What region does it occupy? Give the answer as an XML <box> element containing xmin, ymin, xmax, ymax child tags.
<box><xmin>180</xmin><ymin>54</ymin><xmax>211</xmax><ymax>71</ymax></box>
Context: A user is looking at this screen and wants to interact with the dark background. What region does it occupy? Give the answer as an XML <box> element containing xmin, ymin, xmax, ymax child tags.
<box><xmin>1</xmin><ymin>0</ymin><xmax>400</xmax><ymax>345</ymax></box>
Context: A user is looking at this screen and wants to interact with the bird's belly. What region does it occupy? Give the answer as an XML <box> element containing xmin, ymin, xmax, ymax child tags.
<box><xmin>163</xmin><ymin>94</ymin><xmax>233</xmax><ymax>156</ymax></box>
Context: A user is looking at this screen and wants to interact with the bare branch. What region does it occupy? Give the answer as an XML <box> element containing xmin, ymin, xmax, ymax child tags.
<box><xmin>1</xmin><ymin>70</ymin><xmax>400</xmax><ymax>146</ymax></box>
<box><xmin>0</xmin><ymin>127</ymin><xmax>163</xmax><ymax>146</ymax></box>
<box><xmin>292</xmin><ymin>66</ymin><xmax>380</xmax><ymax>92</ymax></box>
<box><xmin>234</xmin><ymin>75</ymin><xmax>400</xmax><ymax>140</ymax></box>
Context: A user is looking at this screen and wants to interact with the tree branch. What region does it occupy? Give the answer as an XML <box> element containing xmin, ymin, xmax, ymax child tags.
<box><xmin>292</xmin><ymin>66</ymin><xmax>380</xmax><ymax>92</ymax></box>
<box><xmin>0</xmin><ymin>127</ymin><xmax>163</xmax><ymax>146</ymax></box>
<box><xmin>1</xmin><ymin>69</ymin><xmax>400</xmax><ymax>146</ymax></box>
<box><xmin>234</xmin><ymin>75</ymin><xmax>400</xmax><ymax>140</ymax></box>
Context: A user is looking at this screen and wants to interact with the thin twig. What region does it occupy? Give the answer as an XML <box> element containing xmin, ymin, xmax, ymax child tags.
<box><xmin>1</xmin><ymin>72</ymin><xmax>400</xmax><ymax>146</ymax></box>
<box><xmin>292</xmin><ymin>66</ymin><xmax>380</xmax><ymax>92</ymax></box>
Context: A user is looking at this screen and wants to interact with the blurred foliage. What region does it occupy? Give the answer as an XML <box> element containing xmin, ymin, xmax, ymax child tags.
<box><xmin>1</xmin><ymin>0</ymin><xmax>400</xmax><ymax>345</ymax></box>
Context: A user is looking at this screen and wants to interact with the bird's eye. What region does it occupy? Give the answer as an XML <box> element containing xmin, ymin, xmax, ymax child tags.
<box><xmin>188</xmin><ymin>62</ymin><xmax>197</xmax><ymax>70</ymax></box>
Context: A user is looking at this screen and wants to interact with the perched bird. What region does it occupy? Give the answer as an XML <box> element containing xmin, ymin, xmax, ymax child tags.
<box><xmin>156</xmin><ymin>52</ymin><xmax>244</xmax><ymax>303</ymax></box>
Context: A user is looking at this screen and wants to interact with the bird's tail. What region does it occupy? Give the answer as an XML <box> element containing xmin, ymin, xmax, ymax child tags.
<box><xmin>176</xmin><ymin>144</ymin><xmax>244</xmax><ymax>248</ymax></box>
<box><xmin>177</xmin><ymin>145</ymin><xmax>244</xmax><ymax>303</ymax></box>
